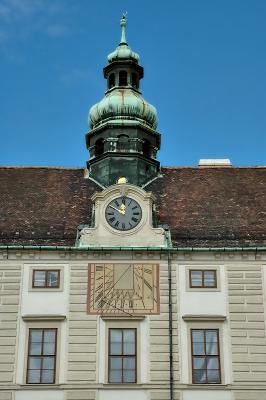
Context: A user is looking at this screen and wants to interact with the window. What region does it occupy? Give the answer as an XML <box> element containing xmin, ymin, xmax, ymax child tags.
<box><xmin>190</xmin><ymin>270</ymin><xmax>217</xmax><ymax>288</ymax></box>
<box><xmin>119</xmin><ymin>70</ymin><xmax>127</xmax><ymax>86</ymax></box>
<box><xmin>191</xmin><ymin>329</ymin><xmax>221</xmax><ymax>384</ymax></box>
<box><xmin>27</xmin><ymin>328</ymin><xmax>57</xmax><ymax>384</ymax></box>
<box><xmin>95</xmin><ymin>138</ymin><xmax>104</xmax><ymax>157</ymax></box>
<box><xmin>131</xmin><ymin>72</ymin><xmax>138</xmax><ymax>89</ymax></box>
<box><xmin>108</xmin><ymin>328</ymin><xmax>136</xmax><ymax>383</ymax></box>
<box><xmin>108</xmin><ymin>73</ymin><xmax>115</xmax><ymax>89</ymax></box>
<box><xmin>32</xmin><ymin>270</ymin><xmax>60</xmax><ymax>288</ymax></box>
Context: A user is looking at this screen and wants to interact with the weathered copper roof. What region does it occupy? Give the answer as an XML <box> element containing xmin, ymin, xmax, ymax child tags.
<box><xmin>0</xmin><ymin>166</ymin><xmax>266</xmax><ymax>248</ymax></box>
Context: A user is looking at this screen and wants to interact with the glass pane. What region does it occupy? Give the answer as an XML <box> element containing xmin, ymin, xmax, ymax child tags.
<box><xmin>109</xmin><ymin>370</ymin><xmax>122</xmax><ymax>383</ymax></box>
<box><xmin>30</xmin><ymin>330</ymin><xmax>42</xmax><ymax>343</ymax></box>
<box><xmin>193</xmin><ymin>369</ymin><xmax>206</xmax><ymax>384</ymax></box>
<box><xmin>124</xmin><ymin>342</ymin><xmax>135</xmax><ymax>355</ymax></box>
<box><xmin>41</xmin><ymin>369</ymin><xmax>54</xmax><ymax>383</ymax></box>
<box><xmin>47</xmin><ymin>271</ymin><xmax>59</xmax><ymax>287</ymax></box>
<box><xmin>43</xmin><ymin>342</ymin><xmax>55</xmax><ymax>355</ymax></box>
<box><xmin>123</xmin><ymin>330</ymin><xmax>135</xmax><ymax>343</ymax></box>
<box><xmin>192</xmin><ymin>343</ymin><xmax>205</xmax><ymax>355</ymax></box>
<box><xmin>207</xmin><ymin>369</ymin><xmax>220</xmax><ymax>383</ymax></box>
<box><xmin>110</xmin><ymin>357</ymin><xmax>122</xmax><ymax>370</ymax></box>
<box><xmin>204</xmin><ymin>271</ymin><xmax>216</xmax><ymax>287</ymax></box>
<box><xmin>110</xmin><ymin>330</ymin><xmax>122</xmax><ymax>343</ymax></box>
<box><xmin>123</xmin><ymin>357</ymin><xmax>135</xmax><ymax>370</ymax></box>
<box><xmin>30</xmin><ymin>343</ymin><xmax>42</xmax><ymax>356</ymax></box>
<box><xmin>206</xmin><ymin>330</ymin><xmax>218</xmax><ymax>343</ymax></box>
<box><xmin>27</xmin><ymin>369</ymin><xmax>40</xmax><ymax>383</ymax></box>
<box><xmin>206</xmin><ymin>342</ymin><xmax>218</xmax><ymax>355</ymax></box>
<box><xmin>123</xmin><ymin>369</ymin><xmax>135</xmax><ymax>383</ymax></box>
<box><xmin>44</xmin><ymin>330</ymin><xmax>56</xmax><ymax>343</ymax></box>
<box><xmin>33</xmin><ymin>271</ymin><xmax>45</xmax><ymax>287</ymax></box>
<box><xmin>28</xmin><ymin>357</ymin><xmax>41</xmax><ymax>369</ymax></box>
<box><xmin>110</xmin><ymin>343</ymin><xmax>122</xmax><ymax>355</ymax></box>
<box><xmin>207</xmin><ymin>356</ymin><xmax>219</xmax><ymax>370</ymax></box>
<box><xmin>192</xmin><ymin>330</ymin><xmax>204</xmax><ymax>343</ymax></box>
<box><xmin>190</xmin><ymin>271</ymin><xmax>202</xmax><ymax>287</ymax></box>
<box><xmin>193</xmin><ymin>357</ymin><xmax>206</xmax><ymax>370</ymax></box>
<box><xmin>42</xmin><ymin>357</ymin><xmax>55</xmax><ymax>370</ymax></box>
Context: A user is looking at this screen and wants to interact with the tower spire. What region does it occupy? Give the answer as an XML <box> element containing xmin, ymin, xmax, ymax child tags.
<box><xmin>120</xmin><ymin>13</ymin><xmax>127</xmax><ymax>45</ymax></box>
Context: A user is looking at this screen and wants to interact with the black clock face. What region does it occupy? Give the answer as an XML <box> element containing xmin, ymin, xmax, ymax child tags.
<box><xmin>105</xmin><ymin>197</ymin><xmax>142</xmax><ymax>231</ymax></box>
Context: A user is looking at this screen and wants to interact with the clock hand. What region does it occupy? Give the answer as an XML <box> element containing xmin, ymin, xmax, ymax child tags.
<box><xmin>109</xmin><ymin>205</ymin><xmax>125</xmax><ymax>215</ymax></box>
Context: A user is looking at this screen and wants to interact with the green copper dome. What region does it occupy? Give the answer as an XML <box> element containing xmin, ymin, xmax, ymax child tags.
<box><xmin>88</xmin><ymin>14</ymin><xmax>158</xmax><ymax>130</ymax></box>
<box><xmin>89</xmin><ymin>88</ymin><xmax>158</xmax><ymax>129</ymax></box>
<box><xmin>108</xmin><ymin>14</ymin><xmax>140</xmax><ymax>63</ymax></box>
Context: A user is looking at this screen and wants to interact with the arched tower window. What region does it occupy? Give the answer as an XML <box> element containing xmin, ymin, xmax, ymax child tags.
<box><xmin>131</xmin><ymin>73</ymin><xmax>138</xmax><ymax>89</ymax></box>
<box><xmin>117</xmin><ymin>134</ymin><xmax>129</xmax><ymax>152</ymax></box>
<box><xmin>119</xmin><ymin>70</ymin><xmax>127</xmax><ymax>86</ymax></box>
<box><xmin>142</xmin><ymin>139</ymin><xmax>151</xmax><ymax>158</ymax></box>
<box><xmin>108</xmin><ymin>73</ymin><xmax>115</xmax><ymax>89</ymax></box>
<box><xmin>95</xmin><ymin>138</ymin><xmax>104</xmax><ymax>157</ymax></box>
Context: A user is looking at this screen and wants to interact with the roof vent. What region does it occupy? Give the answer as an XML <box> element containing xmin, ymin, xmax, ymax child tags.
<box><xmin>198</xmin><ymin>159</ymin><xmax>232</xmax><ymax>168</ymax></box>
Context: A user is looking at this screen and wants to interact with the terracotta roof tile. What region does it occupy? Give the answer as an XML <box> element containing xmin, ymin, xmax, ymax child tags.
<box><xmin>0</xmin><ymin>166</ymin><xmax>266</xmax><ymax>248</ymax></box>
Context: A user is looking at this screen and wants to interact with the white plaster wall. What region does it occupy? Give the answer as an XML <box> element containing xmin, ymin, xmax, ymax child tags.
<box><xmin>179</xmin><ymin>264</ymin><xmax>227</xmax><ymax>316</ymax></box>
<box><xmin>177</xmin><ymin>263</ymin><xmax>232</xmax><ymax>385</ymax></box>
<box><xmin>15</xmin><ymin>262</ymin><xmax>69</xmax><ymax>384</ymax></box>
<box><xmin>98</xmin><ymin>389</ymin><xmax>148</xmax><ymax>400</ymax></box>
<box><xmin>15</xmin><ymin>390</ymin><xmax>64</xmax><ymax>400</ymax></box>
<box><xmin>21</xmin><ymin>263</ymin><xmax>69</xmax><ymax>315</ymax></box>
<box><xmin>182</xmin><ymin>390</ymin><xmax>233</xmax><ymax>400</ymax></box>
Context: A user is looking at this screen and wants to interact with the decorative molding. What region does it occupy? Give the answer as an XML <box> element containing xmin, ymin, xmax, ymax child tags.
<box><xmin>182</xmin><ymin>315</ymin><xmax>226</xmax><ymax>322</ymax></box>
<box><xmin>22</xmin><ymin>315</ymin><xmax>66</xmax><ymax>322</ymax></box>
<box><xmin>101</xmin><ymin>315</ymin><xmax>145</xmax><ymax>321</ymax></box>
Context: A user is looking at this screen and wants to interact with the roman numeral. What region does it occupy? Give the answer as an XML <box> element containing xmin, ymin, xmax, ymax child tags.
<box><xmin>132</xmin><ymin>206</ymin><xmax>138</xmax><ymax>210</ymax></box>
<box><xmin>132</xmin><ymin>217</ymin><xmax>138</xmax><ymax>222</ymax></box>
<box><xmin>122</xmin><ymin>223</ymin><xmax>125</xmax><ymax>230</ymax></box>
<box><xmin>109</xmin><ymin>217</ymin><xmax>115</xmax><ymax>223</ymax></box>
<box><xmin>133</xmin><ymin>212</ymin><xmax>140</xmax><ymax>215</ymax></box>
<box><xmin>115</xmin><ymin>200</ymin><xmax>119</xmax><ymax>207</ymax></box>
<box><xmin>107</xmin><ymin>212</ymin><xmax>114</xmax><ymax>215</ymax></box>
<box><xmin>114</xmin><ymin>221</ymin><xmax>119</xmax><ymax>228</ymax></box>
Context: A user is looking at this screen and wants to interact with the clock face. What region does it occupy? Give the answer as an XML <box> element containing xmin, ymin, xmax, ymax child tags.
<box><xmin>105</xmin><ymin>196</ymin><xmax>142</xmax><ymax>231</ymax></box>
<box><xmin>88</xmin><ymin>263</ymin><xmax>160</xmax><ymax>315</ymax></box>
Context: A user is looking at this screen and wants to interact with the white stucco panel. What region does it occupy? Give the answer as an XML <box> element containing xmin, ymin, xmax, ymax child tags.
<box><xmin>15</xmin><ymin>390</ymin><xmax>64</xmax><ymax>400</ymax></box>
<box><xmin>183</xmin><ymin>390</ymin><xmax>233</xmax><ymax>400</ymax></box>
<box><xmin>98</xmin><ymin>389</ymin><xmax>148</xmax><ymax>400</ymax></box>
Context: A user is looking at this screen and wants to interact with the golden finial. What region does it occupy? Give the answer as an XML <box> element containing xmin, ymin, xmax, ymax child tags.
<box><xmin>117</xmin><ymin>177</ymin><xmax>128</xmax><ymax>184</ymax></box>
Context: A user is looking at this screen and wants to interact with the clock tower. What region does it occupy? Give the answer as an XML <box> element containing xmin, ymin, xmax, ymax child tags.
<box><xmin>86</xmin><ymin>15</ymin><xmax>161</xmax><ymax>187</ymax></box>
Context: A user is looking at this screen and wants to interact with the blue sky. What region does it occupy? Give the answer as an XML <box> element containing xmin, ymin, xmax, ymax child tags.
<box><xmin>0</xmin><ymin>0</ymin><xmax>265</xmax><ymax>167</ymax></box>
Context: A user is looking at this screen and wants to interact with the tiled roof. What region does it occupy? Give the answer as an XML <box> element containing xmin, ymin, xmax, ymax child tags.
<box><xmin>0</xmin><ymin>166</ymin><xmax>266</xmax><ymax>248</ymax></box>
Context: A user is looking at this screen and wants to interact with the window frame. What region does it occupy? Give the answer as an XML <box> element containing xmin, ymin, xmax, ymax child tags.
<box><xmin>26</xmin><ymin>328</ymin><xmax>57</xmax><ymax>384</ymax></box>
<box><xmin>108</xmin><ymin>327</ymin><xmax>137</xmax><ymax>384</ymax></box>
<box><xmin>32</xmin><ymin>269</ymin><xmax>60</xmax><ymax>289</ymax></box>
<box><xmin>185</xmin><ymin>266</ymin><xmax>220</xmax><ymax>292</ymax></box>
<box><xmin>190</xmin><ymin>328</ymin><xmax>221</xmax><ymax>384</ymax></box>
<box><xmin>189</xmin><ymin>269</ymin><xmax>217</xmax><ymax>289</ymax></box>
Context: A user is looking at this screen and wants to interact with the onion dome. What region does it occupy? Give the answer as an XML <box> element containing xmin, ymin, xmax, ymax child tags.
<box><xmin>89</xmin><ymin>88</ymin><xmax>158</xmax><ymax>130</ymax></box>
<box><xmin>108</xmin><ymin>15</ymin><xmax>140</xmax><ymax>63</ymax></box>
<box><xmin>88</xmin><ymin>14</ymin><xmax>158</xmax><ymax>130</ymax></box>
